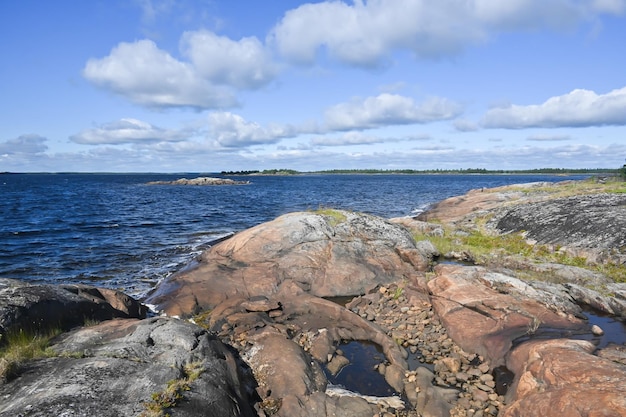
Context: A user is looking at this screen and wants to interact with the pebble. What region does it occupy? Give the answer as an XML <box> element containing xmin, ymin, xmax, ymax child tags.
<box><xmin>346</xmin><ymin>283</ymin><xmax>506</xmax><ymax>417</ymax></box>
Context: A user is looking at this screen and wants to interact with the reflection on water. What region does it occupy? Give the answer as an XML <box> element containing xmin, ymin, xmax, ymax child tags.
<box><xmin>584</xmin><ymin>310</ymin><xmax>626</xmax><ymax>349</ymax></box>
<box><xmin>323</xmin><ymin>341</ymin><xmax>396</xmax><ymax>397</ymax></box>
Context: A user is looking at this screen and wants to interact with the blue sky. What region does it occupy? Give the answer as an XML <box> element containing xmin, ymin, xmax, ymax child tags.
<box><xmin>1</xmin><ymin>0</ymin><xmax>626</xmax><ymax>172</ymax></box>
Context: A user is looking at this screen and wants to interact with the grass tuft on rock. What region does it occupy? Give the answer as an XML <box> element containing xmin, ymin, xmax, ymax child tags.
<box><xmin>140</xmin><ymin>361</ymin><xmax>205</xmax><ymax>417</ymax></box>
<box><xmin>413</xmin><ymin>227</ymin><xmax>626</xmax><ymax>283</ymax></box>
<box><xmin>313</xmin><ymin>207</ymin><xmax>348</xmax><ymax>227</ymax></box>
<box><xmin>0</xmin><ymin>328</ymin><xmax>62</xmax><ymax>382</ymax></box>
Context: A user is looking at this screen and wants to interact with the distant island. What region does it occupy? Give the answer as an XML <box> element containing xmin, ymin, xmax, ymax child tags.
<box><xmin>146</xmin><ymin>177</ymin><xmax>250</xmax><ymax>186</ymax></box>
<box><xmin>221</xmin><ymin>168</ymin><xmax>618</xmax><ymax>176</ymax></box>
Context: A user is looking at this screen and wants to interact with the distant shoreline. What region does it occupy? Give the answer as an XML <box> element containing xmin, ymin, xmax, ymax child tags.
<box><xmin>1</xmin><ymin>169</ymin><xmax>617</xmax><ymax>176</ymax></box>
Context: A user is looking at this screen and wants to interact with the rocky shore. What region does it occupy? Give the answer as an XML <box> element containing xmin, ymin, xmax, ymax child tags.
<box><xmin>1</xmin><ymin>179</ymin><xmax>625</xmax><ymax>416</ymax></box>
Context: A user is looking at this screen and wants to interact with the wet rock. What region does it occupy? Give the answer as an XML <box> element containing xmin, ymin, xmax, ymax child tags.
<box><xmin>326</xmin><ymin>354</ymin><xmax>350</xmax><ymax>376</ymax></box>
<box><xmin>0</xmin><ymin>317</ymin><xmax>256</xmax><ymax>417</ymax></box>
<box><xmin>147</xmin><ymin>210</ymin><xmax>435</xmax><ymax>317</ymax></box>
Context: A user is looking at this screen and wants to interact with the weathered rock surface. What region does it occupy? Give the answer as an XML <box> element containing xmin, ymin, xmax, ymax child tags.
<box><xmin>146</xmin><ymin>176</ymin><xmax>250</xmax><ymax>185</ymax></box>
<box><xmin>0</xmin><ymin>317</ymin><xmax>257</xmax><ymax>417</ymax></box>
<box><xmin>427</xmin><ymin>264</ymin><xmax>588</xmax><ymax>368</ymax></box>
<box><xmin>493</xmin><ymin>193</ymin><xmax>626</xmax><ymax>254</ymax></box>
<box><xmin>0</xmin><ymin>279</ymin><xmax>147</xmax><ymax>339</ymax></box>
<box><xmin>147</xmin><ymin>210</ymin><xmax>436</xmax><ymax>317</ymax></box>
<box><xmin>502</xmin><ymin>338</ymin><xmax>626</xmax><ymax>417</ymax></box>
<box><xmin>416</xmin><ymin>180</ymin><xmax>626</xmax><ymax>265</ymax></box>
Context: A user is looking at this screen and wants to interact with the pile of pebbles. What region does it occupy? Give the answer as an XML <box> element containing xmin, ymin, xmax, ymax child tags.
<box><xmin>347</xmin><ymin>283</ymin><xmax>508</xmax><ymax>417</ymax></box>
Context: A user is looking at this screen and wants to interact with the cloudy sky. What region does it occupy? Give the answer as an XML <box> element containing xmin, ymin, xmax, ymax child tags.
<box><xmin>2</xmin><ymin>0</ymin><xmax>626</xmax><ymax>172</ymax></box>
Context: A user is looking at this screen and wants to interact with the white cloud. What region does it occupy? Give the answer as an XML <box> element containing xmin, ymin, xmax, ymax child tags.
<box><xmin>324</xmin><ymin>93</ymin><xmax>462</xmax><ymax>131</ymax></box>
<box><xmin>482</xmin><ymin>86</ymin><xmax>626</xmax><ymax>128</ymax></box>
<box><xmin>83</xmin><ymin>40</ymin><xmax>237</xmax><ymax>110</ymax></box>
<box><xmin>208</xmin><ymin>112</ymin><xmax>297</xmax><ymax>147</ymax></box>
<box><xmin>83</xmin><ymin>31</ymin><xmax>279</xmax><ymax>110</ymax></box>
<box><xmin>0</xmin><ymin>134</ymin><xmax>48</xmax><ymax>154</ymax></box>
<box><xmin>180</xmin><ymin>30</ymin><xmax>278</xmax><ymax>90</ymax></box>
<box><xmin>454</xmin><ymin>119</ymin><xmax>480</xmax><ymax>132</ymax></box>
<box><xmin>269</xmin><ymin>0</ymin><xmax>626</xmax><ymax>67</ymax></box>
<box><xmin>70</xmin><ymin>118</ymin><xmax>191</xmax><ymax>145</ymax></box>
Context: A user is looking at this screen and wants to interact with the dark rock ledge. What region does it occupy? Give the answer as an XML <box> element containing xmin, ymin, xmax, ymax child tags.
<box><xmin>1</xmin><ymin>182</ymin><xmax>626</xmax><ymax>417</ymax></box>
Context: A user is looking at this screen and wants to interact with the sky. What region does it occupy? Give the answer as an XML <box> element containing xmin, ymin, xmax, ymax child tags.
<box><xmin>1</xmin><ymin>0</ymin><xmax>626</xmax><ymax>172</ymax></box>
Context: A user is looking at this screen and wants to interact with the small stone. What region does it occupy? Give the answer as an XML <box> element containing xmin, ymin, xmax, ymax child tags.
<box><xmin>479</xmin><ymin>374</ymin><xmax>493</xmax><ymax>383</ymax></box>
<box><xmin>478</xmin><ymin>363</ymin><xmax>490</xmax><ymax>373</ymax></box>
<box><xmin>473</xmin><ymin>388</ymin><xmax>490</xmax><ymax>402</ymax></box>
<box><xmin>591</xmin><ymin>324</ymin><xmax>604</xmax><ymax>336</ymax></box>
<box><xmin>456</xmin><ymin>372</ymin><xmax>470</xmax><ymax>382</ymax></box>
<box><xmin>476</xmin><ymin>383</ymin><xmax>493</xmax><ymax>393</ymax></box>
<box><xmin>378</xmin><ymin>363</ymin><xmax>386</xmax><ymax>375</ymax></box>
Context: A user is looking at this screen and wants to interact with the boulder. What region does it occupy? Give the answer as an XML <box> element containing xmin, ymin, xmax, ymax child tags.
<box><xmin>427</xmin><ymin>265</ymin><xmax>588</xmax><ymax>367</ymax></box>
<box><xmin>0</xmin><ymin>317</ymin><xmax>257</xmax><ymax>417</ymax></box>
<box><xmin>501</xmin><ymin>338</ymin><xmax>626</xmax><ymax>417</ymax></box>
<box><xmin>0</xmin><ymin>279</ymin><xmax>147</xmax><ymax>340</ymax></box>
<box><xmin>147</xmin><ymin>210</ymin><xmax>435</xmax><ymax>317</ymax></box>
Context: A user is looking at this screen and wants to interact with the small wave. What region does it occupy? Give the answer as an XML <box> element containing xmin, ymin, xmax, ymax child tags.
<box><xmin>410</xmin><ymin>203</ymin><xmax>433</xmax><ymax>216</ymax></box>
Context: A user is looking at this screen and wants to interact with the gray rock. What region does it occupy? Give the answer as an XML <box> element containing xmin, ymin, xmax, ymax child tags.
<box><xmin>0</xmin><ymin>279</ymin><xmax>146</xmax><ymax>340</ymax></box>
<box><xmin>491</xmin><ymin>193</ymin><xmax>626</xmax><ymax>262</ymax></box>
<box><xmin>0</xmin><ymin>317</ymin><xmax>257</xmax><ymax>417</ymax></box>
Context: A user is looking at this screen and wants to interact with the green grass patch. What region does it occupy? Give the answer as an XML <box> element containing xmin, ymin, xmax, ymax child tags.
<box><xmin>313</xmin><ymin>208</ymin><xmax>348</xmax><ymax>227</ymax></box>
<box><xmin>0</xmin><ymin>327</ymin><xmax>62</xmax><ymax>382</ymax></box>
<box><xmin>141</xmin><ymin>361</ymin><xmax>205</xmax><ymax>417</ymax></box>
<box><xmin>514</xmin><ymin>177</ymin><xmax>626</xmax><ymax>197</ymax></box>
<box><xmin>413</xmin><ymin>226</ymin><xmax>626</xmax><ymax>283</ymax></box>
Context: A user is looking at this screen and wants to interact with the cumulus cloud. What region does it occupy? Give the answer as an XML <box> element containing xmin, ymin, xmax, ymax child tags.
<box><xmin>83</xmin><ymin>40</ymin><xmax>237</xmax><ymax>109</ymax></box>
<box><xmin>70</xmin><ymin>118</ymin><xmax>191</xmax><ymax>145</ymax></box>
<box><xmin>180</xmin><ymin>30</ymin><xmax>278</xmax><ymax>89</ymax></box>
<box><xmin>482</xmin><ymin>86</ymin><xmax>626</xmax><ymax>128</ymax></box>
<box><xmin>324</xmin><ymin>93</ymin><xmax>462</xmax><ymax>131</ymax></box>
<box><xmin>83</xmin><ymin>30</ymin><xmax>279</xmax><ymax>110</ymax></box>
<box><xmin>0</xmin><ymin>134</ymin><xmax>48</xmax><ymax>155</ymax></box>
<box><xmin>269</xmin><ymin>0</ymin><xmax>626</xmax><ymax>67</ymax></box>
<box><xmin>208</xmin><ymin>112</ymin><xmax>297</xmax><ymax>147</ymax></box>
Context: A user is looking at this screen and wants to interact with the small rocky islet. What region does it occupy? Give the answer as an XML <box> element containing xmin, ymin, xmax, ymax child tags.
<box><xmin>1</xmin><ymin>179</ymin><xmax>625</xmax><ymax>416</ymax></box>
<box><xmin>146</xmin><ymin>176</ymin><xmax>251</xmax><ymax>186</ymax></box>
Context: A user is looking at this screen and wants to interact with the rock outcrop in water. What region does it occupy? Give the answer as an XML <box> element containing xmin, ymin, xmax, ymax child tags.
<box><xmin>2</xmin><ymin>180</ymin><xmax>626</xmax><ymax>416</ymax></box>
<box><xmin>146</xmin><ymin>177</ymin><xmax>250</xmax><ymax>186</ymax></box>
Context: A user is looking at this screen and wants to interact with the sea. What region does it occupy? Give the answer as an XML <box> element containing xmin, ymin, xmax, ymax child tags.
<box><xmin>0</xmin><ymin>173</ymin><xmax>589</xmax><ymax>299</ymax></box>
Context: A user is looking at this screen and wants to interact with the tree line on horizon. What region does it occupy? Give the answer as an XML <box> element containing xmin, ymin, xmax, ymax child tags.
<box><xmin>221</xmin><ymin>167</ymin><xmax>619</xmax><ymax>176</ymax></box>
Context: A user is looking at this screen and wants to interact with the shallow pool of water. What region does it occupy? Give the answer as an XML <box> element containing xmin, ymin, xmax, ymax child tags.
<box><xmin>323</xmin><ymin>341</ymin><xmax>397</xmax><ymax>397</ymax></box>
<box><xmin>584</xmin><ymin>310</ymin><xmax>626</xmax><ymax>349</ymax></box>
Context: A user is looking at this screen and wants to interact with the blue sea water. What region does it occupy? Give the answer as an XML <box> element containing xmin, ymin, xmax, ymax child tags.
<box><xmin>0</xmin><ymin>173</ymin><xmax>588</xmax><ymax>298</ymax></box>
